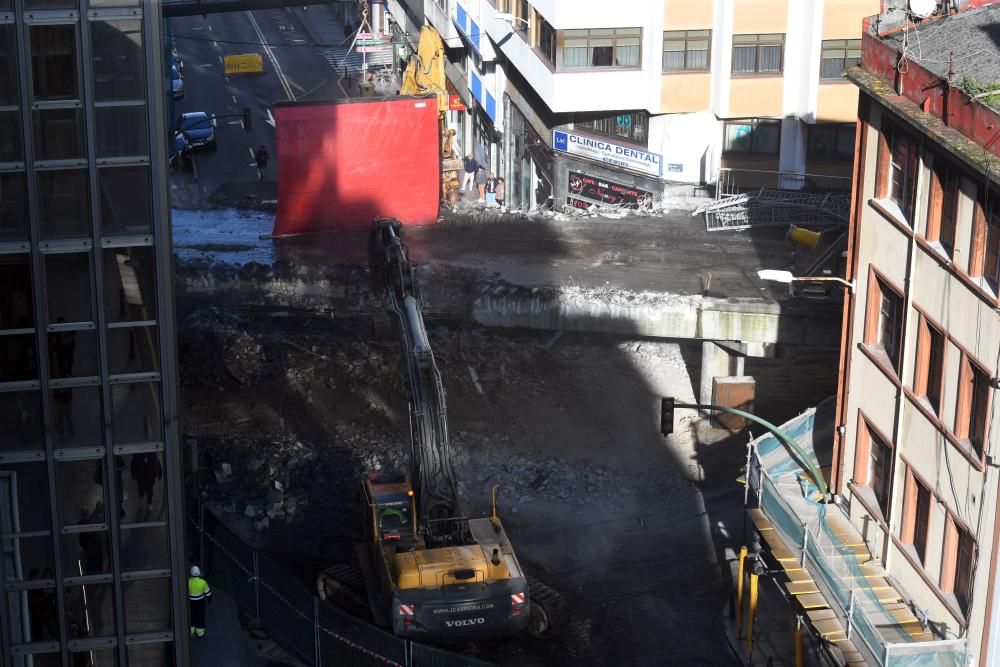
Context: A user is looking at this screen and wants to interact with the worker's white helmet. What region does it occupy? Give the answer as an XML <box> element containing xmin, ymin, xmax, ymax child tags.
<box><xmin>190</xmin><ymin>565</ymin><xmax>201</xmax><ymax>577</ymax></box>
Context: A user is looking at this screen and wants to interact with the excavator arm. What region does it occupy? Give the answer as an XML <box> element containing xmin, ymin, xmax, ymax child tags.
<box><xmin>368</xmin><ymin>218</ymin><xmax>460</xmax><ymax>524</ymax></box>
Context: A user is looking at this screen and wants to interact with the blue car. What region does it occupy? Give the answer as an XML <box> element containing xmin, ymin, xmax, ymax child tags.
<box><xmin>177</xmin><ymin>112</ymin><xmax>216</xmax><ymax>150</ymax></box>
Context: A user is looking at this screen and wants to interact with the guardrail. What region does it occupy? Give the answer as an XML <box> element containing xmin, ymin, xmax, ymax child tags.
<box><xmin>187</xmin><ymin>494</ymin><xmax>493</xmax><ymax>667</ymax></box>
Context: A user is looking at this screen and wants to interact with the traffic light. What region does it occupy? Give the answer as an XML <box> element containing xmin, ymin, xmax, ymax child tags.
<box><xmin>242</xmin><ymin>107</ymin><xmax>251</xmax><ymax>132</ymax></box>
<box><xmin>660</xmin><ymin>397</ymin><xmax>674</xmax><ymax>436</ymax></box>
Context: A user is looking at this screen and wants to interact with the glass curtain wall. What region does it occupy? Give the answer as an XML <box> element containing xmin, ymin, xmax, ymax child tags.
<box><xmin>0</xmin><ymin>0</ymin><xmax>181</xmax><ymax>663</ymax></box>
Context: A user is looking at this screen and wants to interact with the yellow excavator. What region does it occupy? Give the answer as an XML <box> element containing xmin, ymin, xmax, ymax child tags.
<box><xmin>398</xmin><ymin>26</ymin><xmax>463</xmax><ymax>203</ymax></box>
<box><xmin>319</xmin><ymin>219</ymin><xmax>564</xmax><ymax>643</ymax></box>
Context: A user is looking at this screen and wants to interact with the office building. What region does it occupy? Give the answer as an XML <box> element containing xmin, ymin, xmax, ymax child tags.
<box><xmin>0</xmin><ymin>0</ymin><xmax>186</xmax><ymax>663</ymax></box>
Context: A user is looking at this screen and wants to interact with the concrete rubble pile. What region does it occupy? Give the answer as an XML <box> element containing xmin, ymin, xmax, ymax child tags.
<box><xmin>179</xmin><ymin>307</ymin><xmax>266</xmax><ymax>388</ymax></box>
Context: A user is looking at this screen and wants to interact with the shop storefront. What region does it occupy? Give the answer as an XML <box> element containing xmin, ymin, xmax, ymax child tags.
<box><xmin>551</xmin><ymin>128</ymin><xmax>664</xmax><ymax>210</ymax></box>
<box><xmin>504</xmin><ymin>97</ymin><xmax>553</xmax><ymax>210</ymax></box>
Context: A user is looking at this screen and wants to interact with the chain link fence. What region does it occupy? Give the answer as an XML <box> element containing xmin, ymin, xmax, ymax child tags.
<box><xmin>187</xmin><ymin>494</ymin><xmax>493</xmax><ymax>667</ymax></box>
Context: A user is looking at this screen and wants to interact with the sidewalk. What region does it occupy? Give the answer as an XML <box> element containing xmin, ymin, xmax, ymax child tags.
<box><xmin>191</xmin><ymin>588</ymin><xmax>266</xmax><ymax>667</ymax></box>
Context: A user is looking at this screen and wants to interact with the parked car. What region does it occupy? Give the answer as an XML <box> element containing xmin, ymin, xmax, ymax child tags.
<box><xmin>171</xmin><ymin>64</ymin><xmax>184</xmax><ymax>99</ymax></box>
<box><xmin>177</xmin><ymin>112</ymin><xmax>216</xmax><ymax>150</ymax></box>
<box><xmin>169</xmin><ymin>133</ymin><xmax>191</xmax><ymax>170</ymax></box>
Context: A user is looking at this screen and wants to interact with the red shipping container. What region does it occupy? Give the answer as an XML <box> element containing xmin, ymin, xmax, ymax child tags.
<box><xmin>272</xmin><ymin>96</ymin><xmax>440</xmax><ymax>237</ymax></box>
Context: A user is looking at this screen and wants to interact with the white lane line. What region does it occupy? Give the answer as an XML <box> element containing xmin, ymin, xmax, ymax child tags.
<box><xmin>218</xmin><ymin>56</ymin><xmax>223</xmax><ymax>64</ymax></box>
<box><xmin>225</xmin><ymin>75</ymin><xmax>230</xmax><ymax>82</ymax></box>
<box><xmin>248</xmin><ymin>147</ymin><xmax>255</xmax><ymax>158</ymax></box>
<box><xmin>232</xmin><ymin>95</ymin><xmax>238</xmax><ymax>104</ymax></box>
<box><xmin>213</xmin><ymin>40</ymin><xmax>219</xmax><ymax>48</ymax></box>
<box><xmin>245</xmin><ymin>10</ymin><xmax>295</xmax><ymax>101</ymax></box>
<box><xmin>208</xmin><ymin>24</ymin><xmax>213</xmax><ymax>31</ymax></box>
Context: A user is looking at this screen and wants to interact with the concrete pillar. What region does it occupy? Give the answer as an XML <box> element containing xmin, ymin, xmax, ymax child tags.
<box><xmin>700</xmin><ymin>340</ymin><xmax>745</xmax><ymax>406</ymax></box>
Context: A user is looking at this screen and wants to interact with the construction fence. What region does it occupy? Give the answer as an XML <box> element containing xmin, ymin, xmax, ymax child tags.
<box><xmin>186</xmin><ymin>494</ymin><xmax>493</xmax><ymax>667</ymax></box>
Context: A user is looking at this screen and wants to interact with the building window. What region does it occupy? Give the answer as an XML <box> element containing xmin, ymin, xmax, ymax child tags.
<box><xmin>942</xmin><ymin>517</ymin><xmax>976</xmax><ymax>616</ymax></box>
<box><xmin>902</xmin><ymin>471</ymin><xmax>932</xmax><ymax>565</ymax></box>
<box><xmin>864</xmin><ymin>274</ymin><xmax>903</xmax><ymax>373</ymax></box>
<box><xmin>732</xmin><ymin>33</ymin><xmax>784</xmax><ymax>75</ymax></box>
<box><xmin>561</xmin><ymin>28</ymin><xmax>642</xmax><ymax>69</ymax></box>
<box><xmin>576</xmin><ymin>111</ymin><xmax>648</xmax><ymax>146</ymax></box>
<box><xmin>722</xmin><ymin>120</ymin><xmax>780</xmax><ymax>156</ymax></box>
<box><xmin>807</xmin><ymin>124</ymin><xmax>855</xmax><ymax>161</ymax></box>
<box><xmin>879</xmin><ymin>125</ymin><xmax>919</xmax><ymax>222</ymax></box>
<box><xmin>30</xmin><ymin>25</ymin><xmax>79</xmax><ymax>101</ymax></box>
<box><xmin>972</xmin><ymin>194</ymin><xmax>1000</xmax><ymax>292</ymax></box>
<box><xmin>662</xmin><ymin>30</ymin><xmax>710</xmax><ymax>71</ymax></box>
<box><xmin>927</xmin><ymin>160</ymin><xmax>960</xmax><ymax>257</ymax></box>
<box><xmin>0</xmin><ymin>24</ymin><xmax>19</xmax><ymax>106</ymax></box>
<box><xmin>955</xmin><ymin>527</ymin><xmax>975</xmax><ymax>614</ymax></box>
<box><xmin>514</xmin><ymin>0</ymin><xmax>530</xmax><ymax>37</ymax></box>
<box><xmin>91</xmin><ymin>19</ymin><xmax>145</xmax><ymax>103</ymax></box>
<box><xmin>914</xmin><ymin>316</ymin><xmax>945</xmax><ymax>415</ymax></box>
<box><xmin>955</xmin><ymin>355</ymin><xmax>990</xmax><ymax>459</ymax></box>
<box><xmin>535</xmin><ymin>13</ymin><xmax>555</xmax><ymax>65</ymax></box>
<box><xmin>820</xmin><ymin>38</ymin><xmax>861</xmax><ymax>80</ymax></box>
<box><xmin>854</xmin><ymin>418</ymin><xmax>893</xmax><ymax>518</ymax></box>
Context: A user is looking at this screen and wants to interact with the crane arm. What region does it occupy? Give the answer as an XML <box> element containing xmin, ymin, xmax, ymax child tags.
<box><xmin>368</xmin><ymin>218</ymin><xmax>459</xmax><ymax>523</ymax></box>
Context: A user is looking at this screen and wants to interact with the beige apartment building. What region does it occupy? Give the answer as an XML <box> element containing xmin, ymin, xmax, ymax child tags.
<box><xmin>835</xmin><ymin>3</ymin><xmax>1000</xmax><ymax>664</ymax></box>
<box><xmin>387</xmin><ymin>0</ymin><xmax>878</xmax><ymax>209</ymax></box>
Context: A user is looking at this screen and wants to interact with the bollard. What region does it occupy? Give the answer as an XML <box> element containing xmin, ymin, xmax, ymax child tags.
<box><xmin>794</xmin><ymin>615</ymin><xmax>803</xmax><ymax>667</ymax></box>
<box><xmin>736</xmin><ymin>546</ymin><xmax>747</xmax><ymax>636</ymax></box>
<box><xmin>746</xmin><ymin>572</ymin><xmax>759</xmax><ymax>656</ymax></box>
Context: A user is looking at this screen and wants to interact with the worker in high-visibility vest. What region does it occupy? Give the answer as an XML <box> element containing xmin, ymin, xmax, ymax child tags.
<box><xmin>188</xmin><ymin>565</ymin><xmax>212</xmax><ymax>637</ymax></box>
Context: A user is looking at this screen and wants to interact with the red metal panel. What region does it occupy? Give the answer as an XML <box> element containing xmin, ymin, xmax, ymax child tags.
<box><xmin>272</xmin><ymin>96</ymin><xmax>440</xmax><ymax>237</ymax></box>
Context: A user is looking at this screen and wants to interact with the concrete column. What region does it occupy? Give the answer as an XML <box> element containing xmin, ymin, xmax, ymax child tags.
<box><xmin>700</xmin><ymin>340</ymin><xmax>745</xmax><ymax>406</ymax></box>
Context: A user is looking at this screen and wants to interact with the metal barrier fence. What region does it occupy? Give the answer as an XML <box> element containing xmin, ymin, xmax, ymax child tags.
<box><xmin>186</xmin><ymin>494</ymin><xmax>493</xmax><ymax>667</ymax></box>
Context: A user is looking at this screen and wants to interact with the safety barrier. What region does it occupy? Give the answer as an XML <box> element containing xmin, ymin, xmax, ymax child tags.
<box><xmin>187</xmin><ymin>494</ymin><xmax>493</xmax><ymax>667</ymax></box>
<box><xmin>753</xmin><ymin>457</ymin><xmax>967</xmax><ymax>667</ymax></box>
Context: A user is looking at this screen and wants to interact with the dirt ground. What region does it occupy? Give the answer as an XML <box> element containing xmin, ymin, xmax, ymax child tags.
<box><xmin>178</xmin><ymin>302</ymin><xmax>836</xmax><ymax>666</ymax></box>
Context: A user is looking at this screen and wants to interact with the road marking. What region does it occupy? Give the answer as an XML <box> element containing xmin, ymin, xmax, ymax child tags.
<box><xmin>248</xmin><ymin>147</ymin><xmax>255</xmax><ymax>158</ymax></box>
<box><xmin>218</xmin><ymin>56</ymin><xmax>223</xmax><ymax>64</ymax></box>
<box><xmin>265</xmin><ymin>108</ymin><xmax>275</xmax><ymax>128</ymax></box>
<box><xmin>208</xmin><ymin>24</ymin><xmax>213</xmax><ymax>31</ymax></box>
<box><xmin>213</xmin><ymin>40</ymin><xmax>218</xmax><ymax>48</ymax></box>
<box><xmin>245</xmin><ymin>10</ymin><xmax>295</xmax><ymax>101</ymax></box>
<box><xmin>232</xmin><ymin>95</ymin><xmax>238</xmax><ymax>104</ymax></box>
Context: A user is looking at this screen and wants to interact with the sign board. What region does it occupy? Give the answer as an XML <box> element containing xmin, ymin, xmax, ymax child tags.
<box><xmin>448</xmin><ymin>95</ymin><xmax>465</xmax><ymax>111</ymax></box>
<box><xmin>224</xmin><ymin>53</ymin><xmax>263</xmax><ymax>74</ymax></box>
<box><xmin>356</xmin><ymin>45</ymin><xmax>389</xmax><ymax>53</ymax></box>
<box><xmin>552</xmin><ymin>130</ymin><xmax>663</xmax><ymax>178</ymax></box>
<box><xmin>668</xmin><ymin>163</ymin><xmax>683</xmax><ymax>173</ymax></box>
<box><xmin>567</xmin><ymin>173</ymin><xmax>652</xmax><ymax>209</ymax></box>
<box><xmin>357</xmin><ymin>38</ymin><xmax>386</xmax><ymax>46</ymax></box>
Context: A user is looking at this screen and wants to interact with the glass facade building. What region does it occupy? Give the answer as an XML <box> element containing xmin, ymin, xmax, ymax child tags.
<box><xmin>0</xmin><ymin>0</ymin><xmax>185</xmax><ymax>663</ymax></box>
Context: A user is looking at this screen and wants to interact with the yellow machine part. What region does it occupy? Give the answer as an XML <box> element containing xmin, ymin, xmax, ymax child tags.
<box><xmin>399</xmin><ymin>26</ymin><xmax>449</xmax><ymax>114</ymax></box>
<box><xmin>393</xmin><ymin>545</ymin><xmax>513</xmax><ymax>590</ymax></box>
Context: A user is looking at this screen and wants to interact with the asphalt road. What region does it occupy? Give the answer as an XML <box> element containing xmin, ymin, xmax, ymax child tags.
<box><xmin>170</xmin><ymin>4</ymin><xmax>351</xmax><ymax>199</ymax></box>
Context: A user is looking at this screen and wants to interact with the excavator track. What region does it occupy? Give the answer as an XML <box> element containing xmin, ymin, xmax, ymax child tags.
<box><xmin>526</xmin><ymin>576</ymin><xmax>568</xmax><ymax>639</ymax></box>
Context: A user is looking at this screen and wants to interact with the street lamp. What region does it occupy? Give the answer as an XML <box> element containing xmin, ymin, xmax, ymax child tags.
<box><xmin>493</xmin><ymin>12</ymin><xmax>530</xmax><ymax>28</ymax></box>
<box><xmin>757</xmin><ymin>269</ymin><xmax>854</xmax><ymax>294</ymax></box>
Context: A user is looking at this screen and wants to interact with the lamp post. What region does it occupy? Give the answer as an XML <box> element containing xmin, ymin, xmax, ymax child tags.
<box><xmin>757</xmin><ymin>269</ymin><xmax>854</xmax><ymax>297</ymax></box>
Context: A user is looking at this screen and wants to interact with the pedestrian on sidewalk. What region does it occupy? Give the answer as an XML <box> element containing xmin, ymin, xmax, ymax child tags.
<box><xmin>254</xmin><ymin>145</ymin><xmax>269</xmax><ymax>182</ymax></box>
<box><xmin>462</xmin><ymin>153</ymin><xmax>479</xmax><ymax>192</ymax></box>
<box><xmin>495</xmin><ymin>176</ymin><xmax>505</xmax><ymax>208</ymax></box>
<box><xmin>485</xmin><ymin>172</ymin><xmax>498</xmax><ymax>207</ymax></box>
<box><xmin>476</xmin><ymin>166</ymin><xmax>487</xmax><ymax>203</ymax></box>
<box><xmin>188</xmin><ymin>565</ymin><xmax>212</xmax><ymax>638</ymax></box>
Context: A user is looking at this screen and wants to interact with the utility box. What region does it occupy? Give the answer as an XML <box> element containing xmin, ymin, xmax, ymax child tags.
<box><xmin>712</xmin><ymin>376</ymin><xmax>755</xmax><ymax>431</ymax></box>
